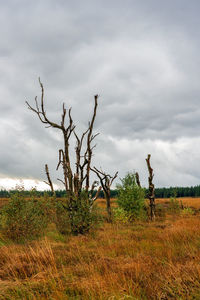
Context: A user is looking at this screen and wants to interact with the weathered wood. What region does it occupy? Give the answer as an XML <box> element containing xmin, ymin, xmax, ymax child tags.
<box><xmin>26</xmin><ymin>80</ymin><xmax>99</xmax><ymax>202</ymax></box>
<box><xmin>145</xmin><ymin>154</ymin><xmax>155</xmax><ymax>221</ymax></box>
<box><xmin>44</xmin><ymin>164</ymin><xmax>55</xmax><ymax>196</ymax></box>
<box><xmin>135</xmin><ymin>172</ymin><xmax>141</xmax><ymax>188</ymax></box>
<box><xmin>91</xmin><ymin>167</ymin><xmax>118</xmax><ymax>222</ymax></box>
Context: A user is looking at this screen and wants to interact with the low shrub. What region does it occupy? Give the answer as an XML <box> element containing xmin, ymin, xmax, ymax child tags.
<box><xmin>168</xmin><ymin>197</ymin><xmax>181</xmax><ymax>214</ymax></box>
<box><xmin>55</xmin><ymin>198</ymin><xmax>71</xmax><ymax>235</ymax></box>
<box><xmin>0</xmin><ymin>191</ymin><xmax>50</xmax><ymax>242</ymax></box>
<box><xmin>113</xmin><ymin>207</ymin><xmax>130</xmax><ymax>223</ymax></box>
<box><xmin>55</xmin><ymin>191</ymin><xmax>102</xmax><ymax>235</ymax></box>
<box><xmin>181</xmin><ymin>207</ymin><xmax>194</xmax><ymax>216</ymax></box>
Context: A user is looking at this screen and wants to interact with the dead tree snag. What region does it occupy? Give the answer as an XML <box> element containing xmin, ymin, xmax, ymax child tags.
<box><xmin>26</xmin><ymin>79</ymin><xmax>99</xmax><ymax>205</ymax></box>
<box><xmin>91</xmin><ymin>167</ymin><xmax>118</xmax><ymax>222</ymax></box>
<box><xmin>145</xmin><ymin>154</ymin><xmax>155</xmax><ymax>221</ymax></box>
<box><xmin>135</xmin><ymin>172</ymin><xmax>141</xmax><ymax>188</ymax></box>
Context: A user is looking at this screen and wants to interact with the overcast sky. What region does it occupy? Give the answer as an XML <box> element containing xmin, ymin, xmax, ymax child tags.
<box><xmin>0</xmin><ymin>0</ymin><xmax>200</xmax><ymax>190</ymax></box>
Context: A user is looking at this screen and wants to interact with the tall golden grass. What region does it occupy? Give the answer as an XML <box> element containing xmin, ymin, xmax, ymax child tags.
<box><xmin>0</xmin><ymin>198</ymin><xmax>200</xmax><ymax>299</ymax></box>
<box><xmin>157</xmin><ymin>197</ymin><xmax>200</xmax><ymax>209</ymax></box>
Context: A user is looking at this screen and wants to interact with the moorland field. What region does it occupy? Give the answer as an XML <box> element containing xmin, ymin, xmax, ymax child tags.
<box><xmin>0</xmin><ymin>197</ymin><xmax>200</xmax><ymax>299</ymax></box>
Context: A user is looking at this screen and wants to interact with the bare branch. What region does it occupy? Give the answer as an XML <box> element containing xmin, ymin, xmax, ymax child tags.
<box><xmin>57</xmin><ymin>178</ymin><xmax>66</xmax><ymax>186</ymax></box>
<box><xmin>44</xmin><ymin>164</ymin><xmax>55</xmax><ymax>195</ymax></box>
<box><xmin>85</xmin><ymin>95</ymin><xmax>99</xmax><ymax>192</ymax></box>
<box><xmin>56</xmin><ymin>149</ymin><xmax>63</xmax><ymax>171</ymax></box>
<box><xmin>90</xmin><ymin>186</ymin><xmax>102</xmax><ymax>204</ymax></box>
<box><xmin>110</xmin><ymin>171</ymin><xmax>118</xmax><ymax>186</ymax></box>
<box><xmin>26</xmin><ymin>78</ymin><xmax>63</xmax><ymax>130</ymax></box>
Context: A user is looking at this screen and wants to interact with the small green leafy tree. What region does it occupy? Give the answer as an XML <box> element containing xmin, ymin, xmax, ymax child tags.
<box><xmin>0</xmin><ymin>189</ymin><xmax>50</xmax><ymax>242</ymax></box>
<box><xmin>55</xmin><ymin>191</ymin><xmax>102</xmax><ymax>235</ymax></box>
<box><xmin>168</xmin><ymin>197</ymin><xmax>181</xmax><ymax>214</ymax></box>
<box><xmin>116</xmin><ymin>172</ymin><xmax>146</xmax><ymax>220</ymax></box>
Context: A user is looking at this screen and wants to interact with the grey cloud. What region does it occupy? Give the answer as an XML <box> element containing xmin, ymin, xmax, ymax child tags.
<box><xmin>0</xmin><ymin>0</ymin><xmax>200</xmax><ymax>187</ymax></box>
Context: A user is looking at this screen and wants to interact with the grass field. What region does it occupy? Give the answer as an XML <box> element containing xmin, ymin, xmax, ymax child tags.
<box><xmin>156</xmin><ymin>197</ymin><xmax>200</xmax><ymax>210</ymax></box>
<box><xmin>0</xmin><ymin>197</ymin><xmax>200</xmax><ymax>299</ymax></box>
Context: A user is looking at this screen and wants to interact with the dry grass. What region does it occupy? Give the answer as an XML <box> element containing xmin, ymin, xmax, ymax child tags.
<box><xmin>0</xmin><ymin>198</ymin><xmax>9</xmax><ymax>209</ymax></box>
<box><xmin>157</xmin><ymin>197</ymin><xmax>200</xmax><ymax>210</ymax></box>
<box><xmin>1</xmin><ymin>198</ymin><xmax>200</xmax><ymax>299</ymax></box>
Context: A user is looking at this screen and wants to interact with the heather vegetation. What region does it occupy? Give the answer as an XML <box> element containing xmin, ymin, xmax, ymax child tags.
<box><xmin>0</xmin><ymin>194</ymin><xmax>200</xmax><ymax>299</ymax></box>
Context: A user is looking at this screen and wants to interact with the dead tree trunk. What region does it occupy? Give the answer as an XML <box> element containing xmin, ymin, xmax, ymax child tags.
<box><xmin>91</xmin><ymin>167</ymin><xmax>118</xmax><ymax>222</ymax></box>
<box><xmin>145</xmin><ymin>154</ymin><xmax>155</xmax><ymax>221</ymax></box>
<box><xmin>26</xmin><ymin>79</ymin><xmax>99</xmax><ymax>204</ymax></box>
<box><xmin>135</xmin><ymin>172</ymin><xmax>141</xmax><ymax>188</ymax></box>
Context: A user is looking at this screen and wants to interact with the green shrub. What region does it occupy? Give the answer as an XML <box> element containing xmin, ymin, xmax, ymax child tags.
<box><xmin>0</xmin><ymin>191</ymin><xmax>50</xmax><ymax>242</ymax></box>
<box><xmin>116</xmin><ymin>172</ymin><xmax>146</xmax><ymax>220</ymax></box>
<box><xmin>56</xmin><ymin>191</ymin><xmax>102</xmax><ymax>235</ymax></box>
<box><xmin>113</xmin><ymin>207</ymin><xmax>130</xmax><ymax>223</ymax></box>
<box><xmin>181</xmin><ymin>207</ymin><xmax>194</xmax><ymax>216</ymax></box>
<box><xmin>55</xmin><ymin>198</ymin><xmax>71</xmax><ymax>235</ymax></box>
<box><xmin>168</xmin><ymin>197</ymin><xmax>181</xmax><ymax>214</ymax></box>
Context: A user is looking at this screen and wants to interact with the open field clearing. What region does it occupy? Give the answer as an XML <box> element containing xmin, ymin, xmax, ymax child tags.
<box><xmin>97</xmin><ymin>197</ymin><xmax>200</xmax><ymax>210</ymax></box>
<box><xmin>0</xmin><ymin>198</ymin><xmax>200</xmax><ymax>299</ymax></box>
<box><xmin>156</xmin><ymin>197</ymin><xmax>200</xmax><ymax>210</ymax></box>
<box><xmin>1</xmin><ymin>197</ymin><xmax>200</xmax><ymax>210</ymax></box>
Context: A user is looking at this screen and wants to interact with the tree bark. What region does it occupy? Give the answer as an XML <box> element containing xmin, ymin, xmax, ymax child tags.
<box><xmin>145</xmin><ymin>154</ymin><xmax>155</xmax><ymax>221</ymax></box>
<box><xmin>44</xmin><ymin>164</ymin><xmax>55</xmax><ymax>196</ymax></box>
<box><xmin>135</xmin><ymin>172</ymin><xmax>141</xmax><ymax>188</ymax></box>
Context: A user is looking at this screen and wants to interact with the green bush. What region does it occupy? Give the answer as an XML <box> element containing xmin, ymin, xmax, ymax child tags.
<box><xmin>181</xmin><ymin>207</ymin><xmax>194</xmax><ymax>216</ymax></box>
<box><xmin>0</xmin><ymin>191</ymin><xmax>50</xmax><ymax>242</ymax></box>
<box><xmin>56</xmin><ymin>191</ymin><xmax>102</xmax><ymax>235</ymax></box>
<box><xmin>168</xmin><ymin>197</ymin><xmax>181</xmax><ymax>214</ymax></box>
<box><xmin>55</xmin><ymin>198</ymin><xmax>71</xmax><ymax>235</ymax></box>
<box><xmin>113</xmin><ymin>207</ymin><xmax>130</xmax><ymax>223</ymax></box>
<box><xmin>116</xmin><ymin>172</ymin><xmax>146</xmax><ymax>220</ymax></box>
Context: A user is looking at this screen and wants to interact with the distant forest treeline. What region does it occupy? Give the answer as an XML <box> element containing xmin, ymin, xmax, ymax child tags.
<box><xmin>0</xmin><ymin>186</ymin><xmax>200</xmax><ymax>198</ymax></box>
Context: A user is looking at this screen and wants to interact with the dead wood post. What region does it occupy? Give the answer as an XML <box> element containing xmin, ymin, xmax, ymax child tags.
<box><xmin>91</xmin><ymin>167</ymin><xmax>118</xmax><ymax>222</ymax></box>
<box><xmin>145</xmin><ymin>154</ymin><xmax>155</xmax><ymax>221</ymax></box>
<box><xmin>135</xmin><ymin>172</ymin><xmax>141</xmax><ymax>188</ymax></box>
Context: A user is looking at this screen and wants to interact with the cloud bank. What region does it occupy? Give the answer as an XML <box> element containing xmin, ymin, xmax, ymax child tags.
<box><xmin>1</xmin><ymin>0</ymin><xmax>200</xmax><ymax>189</ymax></box>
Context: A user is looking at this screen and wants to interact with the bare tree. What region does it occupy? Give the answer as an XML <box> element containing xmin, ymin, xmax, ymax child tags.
<box><xmin>145</xmin><ymin>154</ymin><xmax>155</xmax><ymax>221</ymax></box>
<box><xmin>26</xmin><ymin>79</ymin><xmax>100</xmax><ymax>204</ymax></box>
<box><xmin>91</xmin><ymin>167</ymin><xmax>118</xmax><ymax>222</ymax></box>
<box><xmin>44</xmin><ymin>164</ymin><xmax>55</xmax><ymax>196</ymax></box>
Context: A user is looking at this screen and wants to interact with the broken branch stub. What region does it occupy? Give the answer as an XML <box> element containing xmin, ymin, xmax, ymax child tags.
<box><xmin>135</xmin><ymin>172</ymin><xmax>141</xmax><ymax>188</ymax></box>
